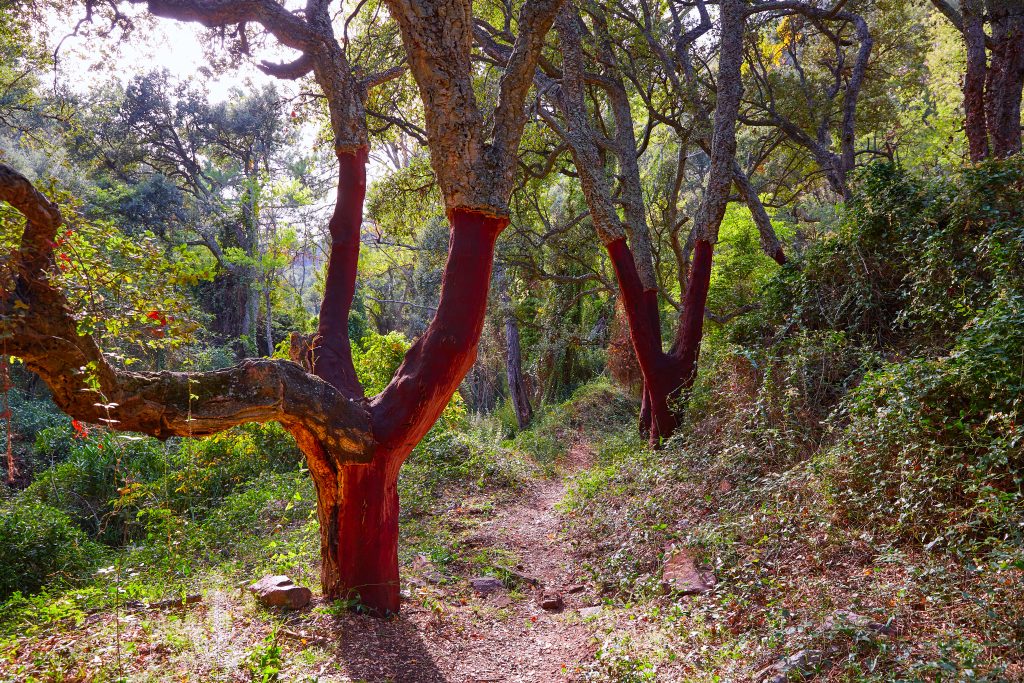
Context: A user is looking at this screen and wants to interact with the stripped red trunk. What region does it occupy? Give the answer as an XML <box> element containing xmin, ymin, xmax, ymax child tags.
<box><xmin>295</xmin><ymin>151</ymin><xmax>509</xmax><ymax>613</ymax></box>
<box><xmin>606</xmin><ymin>238</ymin><xmax>716</xmax><ymax>445</ymax></box>
<box><xmin>669</xmin><ymin>239</ymin><xmax>714</xmax><ymax>397</ymax></box>
<box><xmin>370</xmin><ymin>209</ymin><xmax>508</xmax><ymax>452</ymax></box>
<box><xmin>315</xmin><ymin>148</ymin><xmax>368</xmax><ymax>398</ymax></box>
<box><xmin>304</xmin><ymin>208</ymin><xmax>507</xmax><ymax>614</ymax></box>
<box><xmin>322</xmin><ymin>457</ymin><xmax>402</xmax><ymax>613</ymax></box>
<box><xmin>605</xmin><ymin>238</ymin><xmax>677</xmax><ymax>443</ymax></box>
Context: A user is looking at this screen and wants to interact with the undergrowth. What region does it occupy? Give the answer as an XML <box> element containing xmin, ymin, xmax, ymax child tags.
<box><xmin>561</xmin><ymin>160</ymin><xmax>1024</xmax><ymax>681</ymax></box>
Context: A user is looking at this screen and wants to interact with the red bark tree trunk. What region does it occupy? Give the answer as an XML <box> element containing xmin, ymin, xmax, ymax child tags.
<box><xmin>323</xmin><ymin>458</ymin><xmax>403</xmax><ymax>613</ymax></box>
<box><xmin>605</xmin><ymin>237</ymin><xmax>678</xmax><ymax>444</ymax></box>
<box><xmin>370</xmin><ymin>209</ymin><xmax>508</xmax><ymax>452</ymax></box>
<box><xmin>669</xmin><ymin>239</ymin><xmax>714</xmax><ymax>400</ymax></box>
<box><xmin>604</xmin><ymin>237</ymin><xmax>716</xmax><ymax>445</ymax></box>
<box><xmin>315</xmin><ymin>148</ymin><xmax>368</xmax><ymax>399</ymax></box>
<box><xmin>302</xmin><ymin>208</ymin><xmax>508</xmax><ymax>615</ymax></box>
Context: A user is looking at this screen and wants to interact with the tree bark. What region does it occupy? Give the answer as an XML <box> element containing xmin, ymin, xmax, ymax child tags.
<box><xmin>499</xmin><ymin>270</ymin><xmax>533</xmax><ymax>430</ymax></box>
<box><xmin>934</xmin><ymin>0</ymin><xmax>1024</xmax><ymax>160</ymax></box>
<box><xmin>306</xmin><ymin>439</ymin><xmax>402</xmax><ymax>613</ymax></box>
<box><xmin>963</xmin><ymin>0</ymin><xmax>992</xmax><ymax>161</ymax></box>
<box><xmin>987</xmin><ymin>0</ymin><xmax>1024</xmax><ymax>158</ymax></box>
<box><xmin>314</xmin><ymin>148</ymin><xmax>368</xmax><ymax>399</ymax></box>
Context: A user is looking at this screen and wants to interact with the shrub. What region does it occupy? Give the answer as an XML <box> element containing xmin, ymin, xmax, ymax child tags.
<box><xmin>0</xmin><ymin>501</ymin><xmax>102</xmax><ymax>599</ymax></box>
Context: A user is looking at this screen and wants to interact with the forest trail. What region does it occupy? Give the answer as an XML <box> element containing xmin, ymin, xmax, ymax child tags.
<box><xmin>301</xmin><ymin>439</ymin><xmax>600</xmax><ymax>682</ymax></box>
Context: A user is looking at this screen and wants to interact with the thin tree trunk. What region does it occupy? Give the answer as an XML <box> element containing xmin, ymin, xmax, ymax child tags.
<box><xmin>668</xmin><ymin>238</ymin><xmax>714</xmax><ymax>397</ymax></box>
<box><xmin>496</xmin><ymin>264</ymin><xmax>532</xmax><ymax>429</ymax></box>
<box><xmin>315</xmin><ymin>148</ymin><xmax>368</xmax><ymax>399</ymax></box>
<box><xmin>963</xmin><ymin>0</ymin><xmax>992</xmax><ymax>161</ymax></box>
<box><xmin>264</xmin><ymin>286</ymin><xmax>274</xmax><ymax>356</ymax></box>
<box><xmin>504</xmin><ymin>297</ymin><xmax>532</xmax><ymax>430</ymax></box>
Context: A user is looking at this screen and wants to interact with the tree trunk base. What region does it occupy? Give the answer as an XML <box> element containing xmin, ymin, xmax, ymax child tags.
<box><xmin>315</xmin><ymin>456</ymin><xmax>402</xmax><ymax>615</ymax></box>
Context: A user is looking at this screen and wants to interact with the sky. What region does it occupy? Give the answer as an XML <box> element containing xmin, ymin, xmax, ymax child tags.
<box><xmin>44</xmin><ymin>3</ymin><xmax>288</xmax><ymax>104</ymax></box>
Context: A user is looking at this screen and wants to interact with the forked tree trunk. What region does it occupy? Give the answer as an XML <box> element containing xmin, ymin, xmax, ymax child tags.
<box><xmin>295</xmin><ymin>202</ymin><xmax>507</xmax><ymax>613</ymax></box>
<box><xmin>615</xmin><ymin>242</ymin><xmax>715</xmax><ymax>446</ymax></box>
<box><xmin>6</xmin><ymin>0</ymin><xmax>564</xmax><ymax>621</ymax></box>
<box><xmin>599</xmin><ymin>0</ymin><xmax>746</xmax><ymax>446</ymax></box>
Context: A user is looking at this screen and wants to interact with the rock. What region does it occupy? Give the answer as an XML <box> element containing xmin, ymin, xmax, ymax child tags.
<box><xmin>824</xmin><ymin>609</ymin><xmax>892</xmax><ymax>634</ymax></box>
<box><xmin>565</xmin><ymin>584</ymin><xmax>586</xmax><ymax>594</ymax></box>
<box><xmin>662</xmin><ymin>549</ymin><xmax>715</xmax><ymax>595</ymax></box>
<box><xmin>578</xmin><ymin>606</ymin><xmax>603</xmax><ymax>618</ymax></box>
<box><xmin>248</xmin><ymin>575</ymin><xmax>312</xmax><ymax>609</ymax></box>
<box><xmin>470</xmin><ymin>576</ymin><xmax>505</xmax><ymax>596</ymax></box>
<box><xmin>537</xmin><ymin>590</ymin><xmax>564</xmax><ymax>611</ymax></box>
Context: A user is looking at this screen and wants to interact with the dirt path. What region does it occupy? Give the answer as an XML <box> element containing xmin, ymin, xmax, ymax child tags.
<box><xmin>296</xmin><ymin>440</ymin><xmax>599</xmax><ymax>683</ymax></box>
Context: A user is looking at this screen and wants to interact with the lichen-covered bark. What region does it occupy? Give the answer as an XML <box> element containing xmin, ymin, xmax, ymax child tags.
<box><xmin>497</xmin><ymin>265</ymin><xmax>532</xmax><ymax>430</ymax></box>
<box><xmin>383</xmin><ymin>0</ymin><xmax>563</xmax><ymax>214</ymax></box>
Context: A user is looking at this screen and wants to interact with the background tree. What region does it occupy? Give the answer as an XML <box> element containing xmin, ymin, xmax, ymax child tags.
<box><xmin>931</xmin><ymin>0</ymin><xmax>1024</xmax><ymax>160</ymax></box>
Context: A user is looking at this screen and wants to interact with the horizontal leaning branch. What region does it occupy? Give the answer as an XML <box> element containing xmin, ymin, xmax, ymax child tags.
<box><xmin>0</xmin><ymin>163</ymin><xmax>374</xmax><ymax>461</ymax></box>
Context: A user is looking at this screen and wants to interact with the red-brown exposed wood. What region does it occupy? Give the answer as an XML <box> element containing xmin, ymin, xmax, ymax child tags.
<box><xmin>314</xmin><ymin>147</ymin><xmax>368</xmax><ymax>399</ymax></box>
<box><xmin>932</xmin><ymin>0</ymin><xmax>1024</xmax><ymax>161</ymax></box>
<box><xmin>371</xmin><ymin>209</ymin><xmax>509</xmax><ymax>454</ymax></box>
<box><xmin>320</xmin><ymin>456</ymin><xmax>402</xmax><ymax>614</ymax></box>
<box><xmin>669</xmin><ymin>238</ymin><xmax>714</xmax><ymax>394</ymax></box>
<box><xmin>605</xmin><ymin>237</ymin><xmax>676</xmax><ymax>442</ymax></box>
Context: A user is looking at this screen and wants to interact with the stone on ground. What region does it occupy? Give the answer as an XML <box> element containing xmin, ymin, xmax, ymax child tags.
<box><xmin>470</xmin><ymin>576</ymin><xmax>505</xmax><ymax>596</ymax></box>
<box><xmin>537</xmin><ymin>590</ymin><xmax>564</xmax><ymax>611</ymax></box>
<box><xmin>662</xmin><ymin>547</ymin><xmax>716</xmax><ymax>595</ymax></box>
<box><xmin>248</xmin><ymin>575</ymin><xmax>312</xmax><ymax>609</ymax></box>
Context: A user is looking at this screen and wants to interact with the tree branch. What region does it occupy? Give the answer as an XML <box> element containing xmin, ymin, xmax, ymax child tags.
<box><xmin>0</xmin><ymin>163</ymin><xmax>374</xmax><ymax>461</ymax></box>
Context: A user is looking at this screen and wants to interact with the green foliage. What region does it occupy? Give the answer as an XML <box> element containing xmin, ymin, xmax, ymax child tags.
<box><xmin>353</xmin><ymin>330</ymin><xmax>466</xmax><ymax>424</ymax></box>
<box><xmin>246</xmin><ymin>629</ymin><xmax>283</xmax><ymax>683</ymax></box>
<box><xmin>400</xmin><ymin>424</ymin><xmax>533</xmax><ymax>518</ymax></box>
<box><xmin>352</xmin><ymin>330</ymin><xmax>410</xmax><ymax>395</ymax></box>
<box><xmin>584</xmin><ymin>635</ymin><xmax>658</xmax><ymax>682</ymax></box>
<box><xmin>0</xmin><ymin>502</ymin><xmax>102</xmax><ymax>600</ymax></box>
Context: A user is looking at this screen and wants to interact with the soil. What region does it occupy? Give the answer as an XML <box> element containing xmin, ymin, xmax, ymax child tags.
<box><xmin>301</xmin><ymin>440</ymin><xmax>600</xmax><ymax>682</ymax></box>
